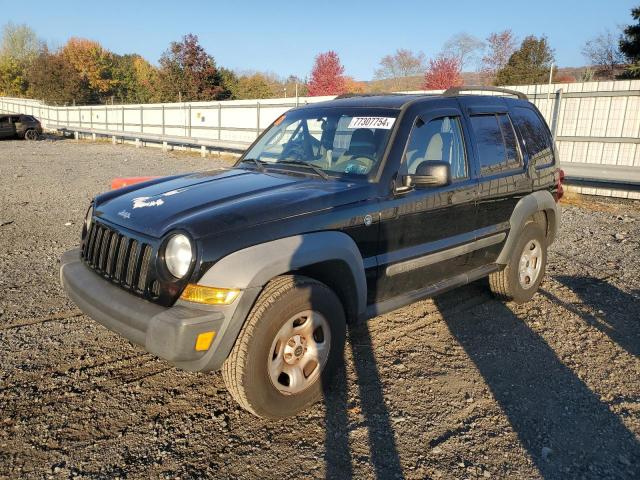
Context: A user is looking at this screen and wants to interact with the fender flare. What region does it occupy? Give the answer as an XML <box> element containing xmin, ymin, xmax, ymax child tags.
<box><xmin>496</xmin><ymin>190</ymin><xmax>560</xmax><ymax>264</ymax></box>
<box><xmin>199</xmin><ymin>231</ymin><xmax>368</xmax><ymax>316</ymax></box>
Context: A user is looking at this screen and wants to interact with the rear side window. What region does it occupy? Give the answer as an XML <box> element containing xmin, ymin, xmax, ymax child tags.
<box><xmin>511</xmin><ymin>107</ymin><xmax>554</xmax><ymax>167</ymax></box>
<box><xmin>469</xmin><ymin>114</ymin><xmax>522</xmax><ymax>175</ymax></box>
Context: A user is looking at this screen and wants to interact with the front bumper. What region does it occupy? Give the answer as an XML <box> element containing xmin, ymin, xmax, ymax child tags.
<box><xmin>59</xmin><ymin>249</ymin><xmax>259</xmax><ymax>372</ymax></box>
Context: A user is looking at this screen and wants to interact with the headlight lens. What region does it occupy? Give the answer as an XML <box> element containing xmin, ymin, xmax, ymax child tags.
<box><xmin>84</xmin><ymin>205</ymin><xmax>93</xmax><ymax>236</ymax></box>
<box><xmin>165</xmin><ymin>234</ymin><xmax>193</xmax><ymax>278</ymax></box>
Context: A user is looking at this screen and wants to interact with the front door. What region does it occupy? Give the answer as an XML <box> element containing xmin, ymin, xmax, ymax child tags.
<box><xmin>375</xmin><ymin>107</ymin><xmax>478</xmax><ymax>301</ymax></box>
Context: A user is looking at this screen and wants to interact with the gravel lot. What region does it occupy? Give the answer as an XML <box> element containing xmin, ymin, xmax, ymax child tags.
<box><xmin>1</xmin><ymin>137</ymin><xmax>639</xmax><ymax>479</ymax></box>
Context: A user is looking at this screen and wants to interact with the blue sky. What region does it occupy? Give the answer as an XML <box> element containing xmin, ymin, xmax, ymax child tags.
<box><xmin>2</xmin><ymin>0</ymin><xmax>637</xmax><ymax>79</ymax></box>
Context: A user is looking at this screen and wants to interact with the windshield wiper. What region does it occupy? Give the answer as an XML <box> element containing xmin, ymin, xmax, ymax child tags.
<box><xmin>240</xmin><ymin>158</ymin><xmax>266</xmax><ymax>172</ymax></box>
<box><xmin>275</xmin><ymin>160</ymin><xmax>329</xmax><ymax>180</ymax></box>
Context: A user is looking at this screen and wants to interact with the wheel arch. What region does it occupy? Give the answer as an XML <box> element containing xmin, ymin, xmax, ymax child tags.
<box><xmin>496</xmin><ymin>190</ymin><xmax>559</xmax><ymax>265</ymax></box>
<box><xmin>198</xmin><ymin>231</ymin><xmax>368</xmax><ymax>319</ymax></box>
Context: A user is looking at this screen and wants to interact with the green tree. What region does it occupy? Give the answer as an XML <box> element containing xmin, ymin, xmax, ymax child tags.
<box><xmin>620</xmin><ymin>6</ymin><xmax>640</xmax><ymax>78</ymax></box>
<box><xmin>0</xmin><ymin>22</ymin><xmax>44</xmax><ymax>96</ymax></box>
<box><xmin>0</xmin><ymin>55</ymin><xmax>28</xmax><ymax>96</ymax></box>
<box><xmin>27</xmin><ymin>51</ymin><xmax>91</xmax><ymax>104</ymax></box>
<box><xmin>157</xmin><ymin>34</ymin><xmax>227</xmax><ymax>102</ymax></box>
<box><xmin>111</xmin><ymin>54</ymin><xmax>159</xmax><ymax>103</ymax></box>
<box><xmin>495</xmin><ymin>35</ymin><xmax>554</xmax><ymax>86</ymax></box>
<box><xmin>231</xmin><ymin>73</ymin><xmax>274</xmax><ymax>99</ymax></box>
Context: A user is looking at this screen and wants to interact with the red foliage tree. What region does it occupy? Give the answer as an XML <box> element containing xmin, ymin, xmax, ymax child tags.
<box><xmin>307</xmin><ymin>50</ymin><xmax>346</xmax><ymax>96</ymax></box>
<box><xmin>422</xmin><ymin>56</ymin><xmax>464</xmax><ymax>90</ymax></box>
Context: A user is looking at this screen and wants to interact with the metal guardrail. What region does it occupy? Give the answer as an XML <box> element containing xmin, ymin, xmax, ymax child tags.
<box><xmin>49</xmin><ymin>124</ymin><xmax>251</xmax><ymax>154</ymax></box>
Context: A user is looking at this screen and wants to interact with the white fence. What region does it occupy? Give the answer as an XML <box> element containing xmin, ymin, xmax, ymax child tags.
<box><xmin>2</xmin><ymin>80</ymin><xmax>640</xmax><ymax>198</ymax></box>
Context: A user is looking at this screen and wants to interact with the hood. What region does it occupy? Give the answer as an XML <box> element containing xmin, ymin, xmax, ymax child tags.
<box><xmin>94</xmin><ymin>167</ymin><xmax>371</xmax><ymax>239</ymax></box>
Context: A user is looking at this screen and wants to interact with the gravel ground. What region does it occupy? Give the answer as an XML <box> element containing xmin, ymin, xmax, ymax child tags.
<box><xmin>0</xmin><ymin>137</ymin><xmax>639</xmax><ymax>479</ymax></box>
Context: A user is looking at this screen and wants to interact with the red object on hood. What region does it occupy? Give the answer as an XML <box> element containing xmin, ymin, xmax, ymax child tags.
<box><xmin>111</xmin><ymin>176</ymin><xmax>159</xmax><ymax>190</ymax></box>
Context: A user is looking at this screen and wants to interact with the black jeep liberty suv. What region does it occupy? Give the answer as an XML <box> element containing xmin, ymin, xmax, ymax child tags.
<box><xmin>60</xmin><ymin>87</ymin><xmax>562</xmax><ymax>418</ymax></box>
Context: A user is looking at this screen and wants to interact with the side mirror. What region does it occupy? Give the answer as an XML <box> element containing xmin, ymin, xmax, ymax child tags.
<box><xmin>408</xmin><ymin>161</ymin><xmax>451</xmax><ymax>188</ymax></box>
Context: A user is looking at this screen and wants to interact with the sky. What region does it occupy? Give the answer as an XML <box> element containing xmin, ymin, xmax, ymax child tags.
<box><xmin>1</xmin><ymin>0</ymin><xmax>637</xmax><ymax>80</ymax></box>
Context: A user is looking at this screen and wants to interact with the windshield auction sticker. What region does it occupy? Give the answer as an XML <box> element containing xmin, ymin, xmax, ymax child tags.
<box><xmin>348</xmin><ymin>117</ymin><xmax>396</xmax><ymax>129</ymax></box>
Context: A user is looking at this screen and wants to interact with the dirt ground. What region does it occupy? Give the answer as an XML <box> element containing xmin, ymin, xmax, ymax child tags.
<box><xmin>0</xmin><ymin>137</ymin><xmax>639</xmax><ymax>479</ymax></box>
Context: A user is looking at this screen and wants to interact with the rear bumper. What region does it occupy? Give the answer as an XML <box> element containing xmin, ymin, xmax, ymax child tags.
<box><xmin>60</xmin><ymin>249</ymin><xmax>259</xmax><ymax>372</ymax></box>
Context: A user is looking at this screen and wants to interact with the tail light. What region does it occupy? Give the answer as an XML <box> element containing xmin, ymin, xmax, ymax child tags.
<box><xmin>555</xmin><ymin>168</ymin><xmax>565</xmax><ymax>202</ymax></box>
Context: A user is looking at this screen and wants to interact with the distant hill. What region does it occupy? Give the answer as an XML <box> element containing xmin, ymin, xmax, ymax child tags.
<box><xmin>362</xmin><ymin>66</ymin><xmax>600</xmax><ymax>93</ymax></box>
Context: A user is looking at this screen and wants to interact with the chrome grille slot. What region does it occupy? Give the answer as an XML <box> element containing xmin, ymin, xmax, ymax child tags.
<box><xmin>125</xmin><ymin>240</ymin><xmax>139</xmax><ymax>287</ymax></box>
<box><xmin>80</xmin><ymin>221</ymin><xmax>156</xmax><ymax>300</ymax></box>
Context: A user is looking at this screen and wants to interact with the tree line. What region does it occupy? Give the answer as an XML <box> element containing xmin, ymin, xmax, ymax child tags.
<box><xmin>1</xmin><ymin>5</ymin><xmax>639</xmax><ymax>104</ymax></box>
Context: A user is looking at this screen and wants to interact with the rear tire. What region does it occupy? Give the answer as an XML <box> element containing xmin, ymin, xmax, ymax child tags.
<box><xmin>24</xmin><ymin>129</ymin><xmax>39</xmax><ymax>141</ymax></box>
<box><xmin>222</xmin><ymin>275</ymin><xmax>346</xmax><ymax>419</ymax></box>
<box><xmin>489</xmin><ymin>221</ymin><xmax>547</xmax><ymax>303</ymax></box>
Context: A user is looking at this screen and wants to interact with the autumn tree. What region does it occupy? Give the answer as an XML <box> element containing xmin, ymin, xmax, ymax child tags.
<box><xmin>28</xmin><ymin>50</ymin><xmax>91</xmax><ymax>104</ymax></box>
<box><xmin>442</xmin><ymin>33</ymin><xmax>484</xmax><ymax>70</ymax></box>
<box><xmin>495</xmin><ymin>35</ymin><xmax>554</xmax><ymax>86</ymax></box>
<box><xmin>307</xmin><ymin>51</ymin><xmax>346</xmax><ymax>96</ymax></box>
<box><xmin>60</xmin><ymin>38</ymin><xmax>116</xmax><ymax>102</ymax></box>
<box><xmin>0</xmin><ymin>23</ymin><xmax>44</xmax><ymax>96</ymax></box>
<box><xmin>375</xmin><ymin>48</ymin><xmax>426</xmax><ymax>91</ymax></box>
<box><xmin>620</xmin><ymin>6</ymin><xmax>640</xmax><ymax>78</ymax></box>
<box><xmin>157</xmin><ymin>34</ymin><xmax>227</xmax><ymax>102</ymax></box>
<box><xmin>344</xmin><ymin>77</ymin><xmax>367</xmax><ymax>94</ymax></box>
<box><xmin>582</xmin><ymin>30</ymin><xmax>625</xmax><ymax>79</ymax></box>
<box><xmin>481</xmin><ymin>30</ymin><xmax>517</xmax><ymax>81</ymax></box>
<box><xmin>422</xmin><ymin>56</ymin><xmax>463</xmax><ymax>90</ymax></box>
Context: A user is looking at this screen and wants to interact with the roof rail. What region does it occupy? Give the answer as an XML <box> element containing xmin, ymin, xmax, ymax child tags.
<box><xmin>443</xmin><ymin>86</ymin><xmax>528</xmax><ymax>100</ymax></box>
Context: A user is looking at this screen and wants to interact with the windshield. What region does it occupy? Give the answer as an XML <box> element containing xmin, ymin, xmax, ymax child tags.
<box><xmin>241</xmin><ymin>107</ymin><xmax>399</xmax><ymax>179</ymax></box>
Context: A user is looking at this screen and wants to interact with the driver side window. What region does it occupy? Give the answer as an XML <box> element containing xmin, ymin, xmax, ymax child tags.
<box><xmin>403</xmin><ymin>116</ymin><xmax>468</xmax><ymax>180</ymax></box>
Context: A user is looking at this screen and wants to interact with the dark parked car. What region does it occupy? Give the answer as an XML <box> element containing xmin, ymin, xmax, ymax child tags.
<box><xmin>0</xmin><ymin>114</ymin><xmax>42</xmax><ymax>140</ymax></box>
<box><xmin>60</xmin><ymin>87</ymin><xmax>563</xmax><ymax>418</ymax></box>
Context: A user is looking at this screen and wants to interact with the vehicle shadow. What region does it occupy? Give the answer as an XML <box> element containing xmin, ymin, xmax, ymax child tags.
<box><xmin>433</xmin><ymin>283</ymin><xmax>640</xmax><ymax>478</ymax></box>
<box><xmin>544</xmin><ymin>275</ymin><xmax>640</xmax><ymax>358</ymax></box>
<box><xmin>321</xmin><ymin>319</ymin><xmax>405</xmax><ymax>479</ymax></box>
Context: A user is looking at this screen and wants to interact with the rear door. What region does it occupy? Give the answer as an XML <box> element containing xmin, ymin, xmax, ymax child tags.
<box><xmin>375</xmin><ymin>106</ymin><xmax>478</xmax><ymax>301</ymax></box>
<box><xmin>0</xmin><ymin>116</ymin><xmax>15</xmax><ymax>138</ymax></box>
<box><xmin>458</xmin><ymin>97</ymin><xmax>532</xmax><ymax>267</ymax></box>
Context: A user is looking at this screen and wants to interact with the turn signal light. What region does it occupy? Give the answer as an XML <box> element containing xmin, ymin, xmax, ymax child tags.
<box><xmin>181</xmin><ymin>284</ymin><xmax>240</xmax><ymax>305</ymax></box>
<box><xmin>195</xmin><ymin>331</ymin><xmax>216</xmax><ymax>351</ymax></box>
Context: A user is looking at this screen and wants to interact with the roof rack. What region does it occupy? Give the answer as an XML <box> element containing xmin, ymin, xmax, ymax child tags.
<box><xmin>443</xmin><ymin>86</ymin><xmax>528</xmax><ymax>100</ymax></box>
<box><xmin>334</xmin><ymin>93</ymin><xmax>409</xmax><ymax>99</ymax></box>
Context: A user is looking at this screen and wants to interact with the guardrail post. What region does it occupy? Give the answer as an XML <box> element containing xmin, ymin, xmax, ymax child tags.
<box><xmin>188</xmin><ymin>104</ymin><xmax>192</xmax><ymax>138</ymax></box>
<box><xmin>162</xmin><ymin>105</ymin><xmax>165</xmax><ymax>136</ymax></box>
<box><xmin>218</xmin><ymin>103</ymin><xmax>222</xmax><ymax>140</ymax></box>
<box><xmin>201</xmin><ymin>145</ymin><xmax>207</xmax><ymax>158</ymax></box>
<box><xmin>122</xmin><ymin>106</ymin><xmax>125</xmax><ymax>132</ymax></box>
<box><xmin>140</xmin><ymin>105</ymin><xmax>144</xmax><ymax>134</ymax></box>
<box><xmin>105</xmin><ymin>105</ymin><xmax>108</xmax><ymax>130</ymax></box>
<box><xmin>256</xmin><ymin>102</ymin><xmax>261</xmax><ymax>139</ymax></box>
<box><xmin>551</xmin><ymin>88</ymin><xmax>563</xmax><ymax>140</ymax></box>
<box><xmin>163</xmin><ymin>141</ymin><xmax>168</xmax><ymax>152</ymax></box>
<box><xmin>112</xmin><ymin>135</ymin><xmax>117</xmax><ymax>145</ymax></box>
<box><xmin>90</xmin><ymin>106</ymin><xmax>93</xmax><ymax>130</ymax></box>
<box><xmin>74</xmin><ymin>131</ymin><xmax>79</xmax><ymax>142</ymax></box>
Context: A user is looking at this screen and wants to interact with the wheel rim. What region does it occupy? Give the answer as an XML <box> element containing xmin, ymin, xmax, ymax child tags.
<box><xmin>25</xmin><ymin>130</ymin><xmax>37</xmax><ymax>140</ymax></box>
<box><xmin>267</xmin><ymin>310</ymin><xmax>331</xmax><ymax>395</ymax></box>
<box><xmin>518</xmin><ymin>239</ymin><xmax>543</xmax><ymax>289</ymax></box>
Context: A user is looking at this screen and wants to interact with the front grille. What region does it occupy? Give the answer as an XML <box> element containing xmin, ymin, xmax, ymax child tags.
<box><xmin>81</xmin><ymin>221</ymin><xmax>156</xmax><ymax>298</ymax></box>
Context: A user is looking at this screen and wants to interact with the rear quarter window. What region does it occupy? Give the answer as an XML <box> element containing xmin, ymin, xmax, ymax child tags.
<box><xmin>511</xmin><ymin>107</ymin><xmax>555</xmax><ymax>168</ymax></box>
<box><xmin>469</xmin><ymin>113</ymin><xmax>522</xmax><ymax>175</ymax></box>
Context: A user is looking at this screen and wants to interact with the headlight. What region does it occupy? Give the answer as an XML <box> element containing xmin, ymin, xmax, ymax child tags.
<box><xmin>165</xmin><ymin>234</ymin><xmax>193</xmax><ymax>278</ymax></box>
<box><xmin>83</xmin><ymin>205</ymin><xmax>93</xmax><ymax>237</ymax></box>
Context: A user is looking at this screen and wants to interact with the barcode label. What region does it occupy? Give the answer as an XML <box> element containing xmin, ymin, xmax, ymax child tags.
<box><xmin>347</xmin><ymin>117</ymin><xmax>396</xmax><ymax>129</ymax></box>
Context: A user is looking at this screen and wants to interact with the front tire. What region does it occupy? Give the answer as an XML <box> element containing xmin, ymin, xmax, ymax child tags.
<box><xmin>222</xmin><ymin>275</ymin><xmax>346</xmax><ymax>419</ymax></box>
<box><xmin>489</xmin><ymin>221</ymin><xmax>547</xmax><ymax>303</ymax></box>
